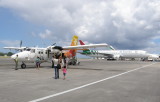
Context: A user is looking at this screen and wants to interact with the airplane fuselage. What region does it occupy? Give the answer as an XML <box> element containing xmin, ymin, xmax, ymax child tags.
<box><xmin>99</xmin><ymin>50</ymin><xmax>149</xmax><ymax>58</ymax></box>
<box><xmin>11</xmin><ymin>48</ymin><xmax>50</xmax><ymax>63</ymax></box>
<box><xmin>82</xmin><ymin>50</ymin><xmax>154</xmax><ymax>59</ymax></box>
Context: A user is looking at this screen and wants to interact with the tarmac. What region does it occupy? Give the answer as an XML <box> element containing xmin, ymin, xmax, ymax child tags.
<box><xmin>0</xmin><ymin>58</ymin><xmax>160</xmax><ymax>102</ymax></box>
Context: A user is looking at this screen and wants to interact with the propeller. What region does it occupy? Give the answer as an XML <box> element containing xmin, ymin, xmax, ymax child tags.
<box><xmin>20</xmin><ymin>40</ymin><xmax>22</xmax><ymax>48</ymax></box>
<box><xmin>19</xmin><ymin>40</ymin><xmax>23</xmax><ymax>52</ymax></box>
<box><xmin>52</xmin><ymin>43</ymin><xmax>56</xmax><ymax>46</ymax></box>
<box><xmin>46</xmin><ymin>46</ymin><xmax>63</xmax><ymax>58</ymax></box>
<box><xmin>53</xmin><ymin>46</ymin><xmax>63</xmax><ymax>51</ymax></box>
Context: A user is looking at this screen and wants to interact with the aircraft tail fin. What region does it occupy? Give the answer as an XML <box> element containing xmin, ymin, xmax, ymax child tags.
<box><xmin>65</xmin><ymin>35</ymin><xmax>78</xmax><ymax>57</ymax></box>
<box><xmin>79</xmin><ymin>40</ymin><xmax>85</xmax><ymax>45</ymax></box>
<box><xmin>70</xmin><ymin>35</ymin><xmax>78</xmax><ymax>46</ymax></box>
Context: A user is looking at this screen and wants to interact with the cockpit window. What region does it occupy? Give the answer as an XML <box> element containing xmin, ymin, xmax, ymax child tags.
<box><xmin>31</xmin><ymin>49</ymin><xmax>35</xmax><ymax>53</ymax></box>
<box><xmin>27</xmin><ymin>48</ymin><xmax>31</xmax><ymax>51</ymax></box>
<box><xmin>24</xmin><ymin>48</ymin><xmax>31</xmax><ymax>51</ymax></box>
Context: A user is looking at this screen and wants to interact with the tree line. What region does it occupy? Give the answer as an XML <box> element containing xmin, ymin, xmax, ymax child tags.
<box><xmin>0</xmin><ymin>52</ymin><xmax>14</xmax><ymax>56</ymax></box>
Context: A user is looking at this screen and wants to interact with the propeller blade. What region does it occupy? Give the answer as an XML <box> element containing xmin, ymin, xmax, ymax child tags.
<box><xmin>52</xmin><ymin>43</ymin><xmax>56</xmax><ymax>46</ymax></box>
<box><xmin>20</xmin><ymin>40</ymin><xmax>22</xmax><ymax>48</ymax></box>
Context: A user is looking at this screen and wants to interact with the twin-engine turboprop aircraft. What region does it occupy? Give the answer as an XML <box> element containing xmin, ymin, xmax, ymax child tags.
<box><xmin>4</xmin><ymin>35</ymin><xmax>109</xmax><ymax>68</ymax></box>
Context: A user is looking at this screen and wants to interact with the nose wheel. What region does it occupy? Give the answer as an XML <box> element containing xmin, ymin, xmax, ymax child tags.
<box><xmin>21</xmin><ymin>63</ymin><xmax>26</xmax><ymax>69</ymax></box>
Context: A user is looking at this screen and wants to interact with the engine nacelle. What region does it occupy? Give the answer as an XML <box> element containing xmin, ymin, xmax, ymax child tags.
<box><xmin>47</xmin><ymin>46</ymin><xmax>63</xmax><ymax>53</ymax></box>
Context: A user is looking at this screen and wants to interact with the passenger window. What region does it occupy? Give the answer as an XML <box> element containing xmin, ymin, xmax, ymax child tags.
<box><xmin>41</xmin><ymin>52</ymin><xmax>43</xmax><ymax>54</ymax></box>
<box><xmin>39</xmin><ymin>52</ymin><xmax>40</xmax><ymax>54</ymax></box>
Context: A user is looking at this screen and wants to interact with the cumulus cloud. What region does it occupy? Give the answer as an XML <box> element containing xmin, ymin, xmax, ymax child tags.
<box><xmin>0</xmin><ymin>0</ymin><xmax>160</xmax><ymax>52</ymax></box>
<box><xmin>39</xmin><ymin>29</ymin><xmax>53</xmax><ymax>39</ymax></box>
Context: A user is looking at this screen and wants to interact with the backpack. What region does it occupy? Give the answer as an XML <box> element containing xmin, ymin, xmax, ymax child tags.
<box><xmin>57</xmin><ymin>64</ymin><xmax>61</xmax><ymax>69</ymax></box>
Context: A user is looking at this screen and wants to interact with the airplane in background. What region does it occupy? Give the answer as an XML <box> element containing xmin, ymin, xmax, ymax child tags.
<box><xmin>4</xmin><ymin>36</ymin><xmax>109</xmax><ymax>68</ymax></box>
<box><xmin>79</xmin><ymin>40</ymin><xmax>159</xmax><ymax>61</ymax></box>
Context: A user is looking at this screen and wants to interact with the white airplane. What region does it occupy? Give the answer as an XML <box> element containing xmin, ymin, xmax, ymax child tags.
<box><xmin>4</xmin><ymin>36</ymin><xmax>109</xmax><ymax>68</ymax></box>
<box><xmin>79</xmin><ymin>40</ymin><xmax>159</xmax><ymax>60</ymax></box>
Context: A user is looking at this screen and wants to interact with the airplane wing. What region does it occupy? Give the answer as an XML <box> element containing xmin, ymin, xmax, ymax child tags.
<box><xmin>62</xmin><ymin>43</ymin><xmax>109</xmax><ymax>50</ymax></box>
<box><xmin>4</xmin><ymin>47</ymin><xmax>25</xmax><ymax>50</ymax></box>
<box><xmin>3</xmin><ymin>47</ymin><xmax>31</xmax><ymax>51</ymax></box>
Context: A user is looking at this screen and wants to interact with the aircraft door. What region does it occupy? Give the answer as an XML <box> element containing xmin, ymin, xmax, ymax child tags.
<box><xmin>43</xmin><ymin>50</ymin><xmax>48</xmax><ymax>60</ymax></box>
<box><xmin>38</xmin><ymin>50</ymin><xmax>47</xmax><ymax>61</ymax></box>
<box><xmin>29</xmin><ymin>49</ymin><xmax>36</xmax><ymax>61</ymax></box>
<box><xmin>39</xmin><ymin>50</ymin><xmax>44</xmax><ymax>61</ymax></box>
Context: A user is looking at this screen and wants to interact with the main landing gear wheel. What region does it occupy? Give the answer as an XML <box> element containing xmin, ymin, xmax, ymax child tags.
<box><xmin>21</xmin><ymin>64</ymin><xmax>26</xmax><ymax>69</ymax></box>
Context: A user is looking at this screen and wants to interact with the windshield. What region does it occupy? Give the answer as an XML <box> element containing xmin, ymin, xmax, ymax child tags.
<box><xmin>30</xmin><ymin>49</ymin><xmax>35</xmax><ymax>53</ymax></box>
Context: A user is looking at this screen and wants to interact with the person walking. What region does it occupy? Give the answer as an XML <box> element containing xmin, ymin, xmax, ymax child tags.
<box><xmin>14</xmin><ymin>55</ymin><xmax>18</xmax><ymax>70</ymax></box>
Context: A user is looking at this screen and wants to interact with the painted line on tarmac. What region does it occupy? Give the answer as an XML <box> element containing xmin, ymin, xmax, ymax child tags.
<box><xmin>29</xmin><ymin>63</ymin><xmax>156</xmax><ymax>102</ymax></box>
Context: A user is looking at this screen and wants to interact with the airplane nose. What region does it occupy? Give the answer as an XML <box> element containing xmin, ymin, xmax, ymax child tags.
<box><xmin>11</xmin><ymin>54</ymin><xmax>16</xmax><ymax>59</ymax></box>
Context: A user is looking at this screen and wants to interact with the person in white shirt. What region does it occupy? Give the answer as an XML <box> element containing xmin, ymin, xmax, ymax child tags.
<box><xmin>52</xmin><ymin>55</ymin><xmax>60</xmax><ymax>79</ymax></box>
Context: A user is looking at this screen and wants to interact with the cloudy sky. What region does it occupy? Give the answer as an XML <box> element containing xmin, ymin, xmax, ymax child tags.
<box><xmin>0</xmin><ymin>0</ymin><xmax>160</xmax><ymax>54</ymax></box>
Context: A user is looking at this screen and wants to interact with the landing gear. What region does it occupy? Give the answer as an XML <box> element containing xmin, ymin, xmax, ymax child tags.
<box><xmin>77</xmin><ymin>62</ymin><xmax>80</xmax><ymax>65</ymax></box>
<box><xmin>21</xmin><ymin>62</ymin><xmax>26</xmax><ymax>69</ymax></box>
<box><xmin>68</xmin><ymin>57</ymin><xmax>80</xmax><ymax>65</ymax></box>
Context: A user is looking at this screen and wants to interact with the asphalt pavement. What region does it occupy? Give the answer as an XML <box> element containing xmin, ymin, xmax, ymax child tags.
<box><xmin>0</xmin><ymin>58</ymin><xmax>159</xmax><ymax>102</ymax></box>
